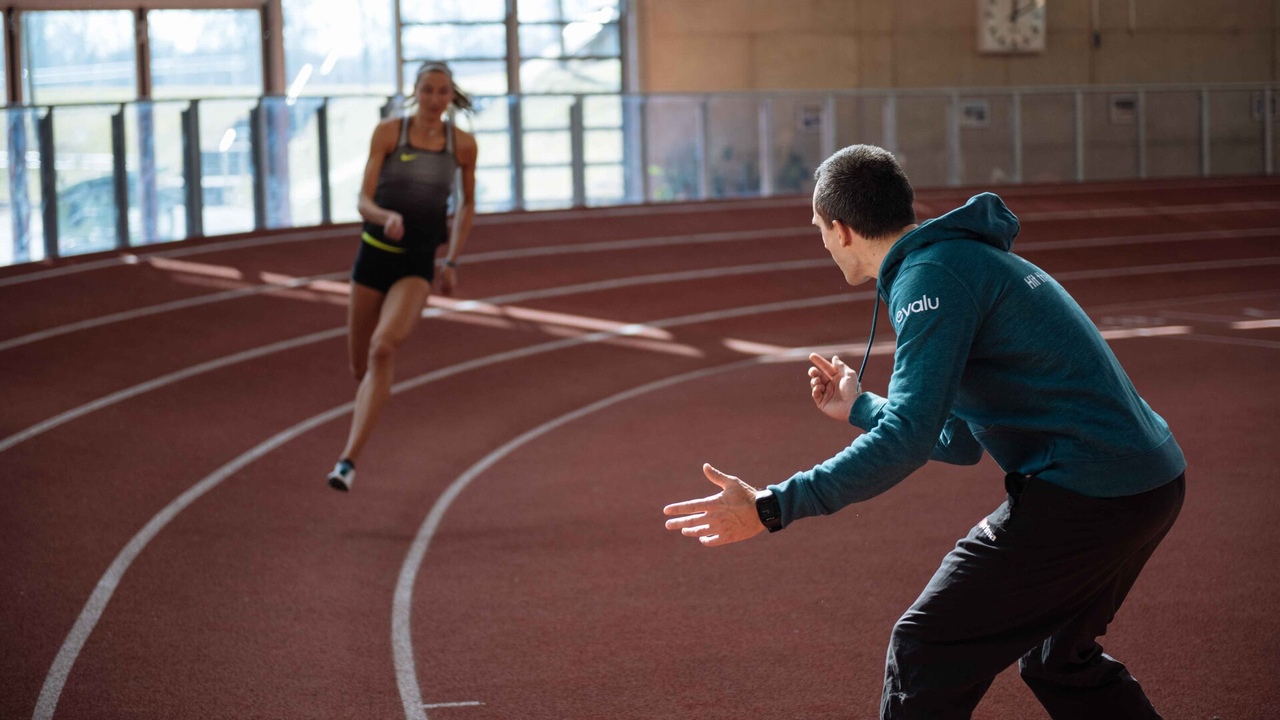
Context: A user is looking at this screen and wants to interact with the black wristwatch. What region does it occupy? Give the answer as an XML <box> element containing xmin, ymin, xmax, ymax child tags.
<box><xmin>755</xmin><ymin>490</ymin><xmax>783</xmax><ymax>533</ymax></box>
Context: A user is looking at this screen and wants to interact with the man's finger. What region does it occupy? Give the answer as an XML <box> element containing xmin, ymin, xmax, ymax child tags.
<box><xmin>702</xmin><ymin>463</ymin><xmax>736</xmax><ymax>488</ymax></box>
<box><xmin>663</xmin><ymin>495</ymin><xmax>716</xmax><ymax>516</ymax></box>
<box><xmin>664</xmin><ymin>513</ymin><xmax>707</xmax><ymax>530</ymax></box>
<box><xmin>681</xmin><ymin>524</ymin><xmax>712</xmax><ymax>537</ymax></box>
<box><xmin>831</xmin><ymin>355</ymin><xmax>849</xmax><ymax>373</ymax></box>
<box><xmin>809</xmin><ymin>353</ymin><xmax>838</xmax><ymax>379</ymax></box>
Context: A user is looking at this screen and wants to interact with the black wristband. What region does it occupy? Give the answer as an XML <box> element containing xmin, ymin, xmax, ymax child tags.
<box><xmin>755</xmin><ymin>490</ymin><xmax>783</xmax><ymax>533</ymax></box>
<box><xmin>443</xmin><ymin>258</ymin><xmax>458</xmax><ymax>269</ymax></box>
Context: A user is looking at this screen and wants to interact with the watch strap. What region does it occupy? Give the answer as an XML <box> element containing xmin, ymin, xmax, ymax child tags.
<box><xmin>755</xmin><ymin>490</ymin><xmax>783</xmax><ymax>533</ymax></box>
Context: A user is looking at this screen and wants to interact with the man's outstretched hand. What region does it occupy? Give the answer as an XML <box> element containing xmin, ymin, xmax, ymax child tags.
<box><xmin>808</xmin><ymin>353</ymin><xmax>860</xmax><ymax>423</ymax></box>
<box><xmin>662</xmin><ymin>464</ymin><xmax>766</xmax><ymax>547</ymax></box>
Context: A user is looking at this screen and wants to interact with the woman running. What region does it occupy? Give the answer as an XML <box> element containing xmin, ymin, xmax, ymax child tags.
<box><xmin>327</xmin><ymin>61</ymin><xmax>478</xmax><ymax>491</ymax></box>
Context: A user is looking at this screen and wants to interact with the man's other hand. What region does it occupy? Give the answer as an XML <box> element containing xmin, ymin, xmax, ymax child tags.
<box><xmin>808</xmin><ymin>353</ymin><xmax>859</xmax><ymax>423</ymax></box>
<box><xmin>662</xmin><ymin>464</ymin><xmax>765</xmax><ymax>547</ymax></box>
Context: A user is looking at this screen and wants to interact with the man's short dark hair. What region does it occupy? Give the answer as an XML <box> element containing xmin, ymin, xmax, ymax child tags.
<box><xmin>813</xmin><ymin>145</ymin><xmax>916</xmax><ymax>240</ymax></box>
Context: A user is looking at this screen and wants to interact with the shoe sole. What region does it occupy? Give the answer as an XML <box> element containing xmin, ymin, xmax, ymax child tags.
<box><xmin>327</xmin><ymin>475</ymin><xmax>350</xmax><ymax>492</ymax></box>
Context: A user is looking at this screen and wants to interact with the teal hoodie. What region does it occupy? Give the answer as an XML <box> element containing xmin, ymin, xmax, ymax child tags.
<box><xmin>769</xmin><ymin>193</ymin><xmax>1186</xmax><ymax>528</ymax></box>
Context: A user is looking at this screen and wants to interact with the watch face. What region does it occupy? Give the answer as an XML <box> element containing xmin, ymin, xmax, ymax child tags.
<box><xmin>978</xmin><ymin>0</ymin><xmax>1046</xmax><ymax>54</ymax></box>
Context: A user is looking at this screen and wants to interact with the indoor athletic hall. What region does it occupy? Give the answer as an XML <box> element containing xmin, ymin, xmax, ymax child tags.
<box><xmin>1</xmin><ymin>2</ymin><xmax>1277</xmax><ymax>718</ymax></box>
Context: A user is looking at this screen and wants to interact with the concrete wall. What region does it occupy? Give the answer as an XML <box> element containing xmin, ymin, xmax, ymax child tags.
<box><xmin>635</xmin><ymin>0</ymin><xmax>1280</xmax><ymax>92</ymax></box>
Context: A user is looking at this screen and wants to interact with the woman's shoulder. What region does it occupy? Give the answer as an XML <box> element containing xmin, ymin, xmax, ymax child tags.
<box><xmin>452</xmin><ymin>125</ymin><xmax>477</xmax><ymax>146</ymax></box>
<box><xmin>374</xmin><ymin>115</ymin><xmax>406</xmax><ymax>136</ymax></box>
<box><xmin>369</xmin><ymin>116</ymin><xmax>404</xmax><ymax>149</ymax></box>
<box><xmin>452</xmin><ymin>125</ymin><xmax>479</xmax><ymax>161</ymax></box>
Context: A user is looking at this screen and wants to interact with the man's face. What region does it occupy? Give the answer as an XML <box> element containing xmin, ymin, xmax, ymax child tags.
<box><xmin>812</xmin><ymin>189</ymin><xmax>873</xmax><ymax>287</ymax></box>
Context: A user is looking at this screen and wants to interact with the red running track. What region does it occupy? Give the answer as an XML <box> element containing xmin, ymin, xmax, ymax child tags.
<box><xmin>1</xmin><ymin>177</ymin><xmax>1278</xmax><ymax>719</ymax></box>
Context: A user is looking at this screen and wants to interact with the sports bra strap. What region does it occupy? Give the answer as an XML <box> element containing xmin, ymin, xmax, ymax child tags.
<box><xmin>398</xmin><ymin>115</ymin><xmax>410</xmax><ymax>148</ymax></box>
<box><xmin>446</xmin><ymin>119</ymin><xmax>456</xmax><ymax>156</ymax></box>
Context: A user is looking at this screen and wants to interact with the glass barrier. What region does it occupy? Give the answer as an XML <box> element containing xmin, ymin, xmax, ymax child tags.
<box><xmin>198</xmin><ymin>98</ymin><xmax>257</xmax><ymax>236</ymax></box>
<box><xmin>2</xmin><ymin>84</ymin><xmax>1275</xmax><ymax>268</ymax></box>
<box><xmin>126</xmin><ymin>101</ymin><xmax>189</xmax><ymax>245</ymax></box>
<box><xmin>53</xmin><ymin>104</ymin><xmax>120</xmax><ymax>257</ymax></box>
<box><xmin>1</xmin><ymin>108</ymin><xmax>47</xmax><ymax>264</ymax></box>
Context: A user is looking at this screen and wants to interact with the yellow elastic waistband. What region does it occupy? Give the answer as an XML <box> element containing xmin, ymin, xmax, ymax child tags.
<box><xmin>362</xmin><ymin>231</ymin><xmax>407</xmax><ymax>254</ymax></box>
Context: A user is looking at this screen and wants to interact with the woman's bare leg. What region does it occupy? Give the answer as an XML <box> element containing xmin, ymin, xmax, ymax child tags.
<box><xmin>348</xmin><ymin>283</ymin><xmax>385</xmax><ymax>382</ymax></box>
<box><xmin>340</xmin><ymin>276</ymin><xmax>432</xmax><ymax>463</ymax></box>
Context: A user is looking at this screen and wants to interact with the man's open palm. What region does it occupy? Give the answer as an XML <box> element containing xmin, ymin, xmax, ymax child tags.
<box><xmin>662</xmin><ymin>464</ymin><xmax>765</xmax><ymax>547</ymax></box>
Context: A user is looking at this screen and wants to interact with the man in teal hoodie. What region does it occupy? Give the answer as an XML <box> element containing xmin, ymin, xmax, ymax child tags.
<box><xmin>664</xmin><ymin>145</ymin><xmax>1186</xmax><ymax>719</ymax></box>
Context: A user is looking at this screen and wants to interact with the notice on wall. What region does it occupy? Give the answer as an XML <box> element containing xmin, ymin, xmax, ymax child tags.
<box><xmin>960</xmin><ymin>99</ymin><xmax>990</xmax><ymax>129</ymax></box>
<box><xmin>796</xmin><ymin>104</ymin><xmax>823</xmax><ymax>134</ymax></box>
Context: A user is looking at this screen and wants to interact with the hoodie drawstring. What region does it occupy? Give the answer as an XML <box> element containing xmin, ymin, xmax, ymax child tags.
<box><xmin>855</xmin><ymin>293</ymin><xmax>880</xmax><ymax>396</ymax></box>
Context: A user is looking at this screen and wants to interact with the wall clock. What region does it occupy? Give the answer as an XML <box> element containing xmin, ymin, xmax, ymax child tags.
<box><xmin>978</xmin><ymin>0</ymin><xmax>1046</xmax><ymax>54</ymax></box>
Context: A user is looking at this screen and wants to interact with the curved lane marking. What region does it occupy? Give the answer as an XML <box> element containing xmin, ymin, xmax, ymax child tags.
<box><xmin>6</xmin><ymin>222</ymin><xmax>1278</xmax><ymax>353</ymax></box>
<box><xmin>390</xmin><ymin>357</ymin><xmax>765</xmax><ymax>719</ymax></box>
<box><xmin>31</xmin><ymin>246</ymin><xmax>1280</xmax><ymax>716</ymax></box>
<box><xmin>31</xmin><ymin>291</ymin><xmax>867</xmax><ymax>720</ymax></box>
<box><xmin>4</xmin><ymin>174</ymin><xmax>1277</xmax><ymax>289</ymax></box>
<box><xmin>7</xmin><ymin>244</ymin><xmax>1280</xmax><ymax>454</ymax></box>
<box><xmin>0</xmin><ymin>226</ymin><xmax>355</xmax><ymax>289</ymax></box>
<box><xmin>0</xmin><ymin>258</ymin><xmax>834</xmax><ymax>454</ymax></box>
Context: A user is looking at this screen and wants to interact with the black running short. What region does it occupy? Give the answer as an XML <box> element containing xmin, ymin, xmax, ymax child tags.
<box><xmin>350</xmin><ymin>234</ymin><xmax>438</xmax><ymax>293</ymax></box>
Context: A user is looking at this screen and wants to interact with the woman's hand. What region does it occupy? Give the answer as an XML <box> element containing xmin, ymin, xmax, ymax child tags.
<box><xmin>383</xmin><ymin>212</ymin><xmax>405</xmax><ymax>241</ymax></box>
<box><xmin>435</xmin><ymin>265</ymin><xmax>457</xmax><ymax>296</ymax></box>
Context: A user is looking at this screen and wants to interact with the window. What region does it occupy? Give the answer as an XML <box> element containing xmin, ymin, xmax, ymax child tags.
<box><xmin>283</xmin><ymin>0</ymin><xmax>396</xmax><ymax>98</ymax></box>
<box><xmin>149</xmin><ymin>10</ymin><xmax>264</xmax><ymax>100</ymax></box>
<box><xmin>22</xmin><ymin>11</ymin><xmax>135</xmax><ymax>105</ymax></box>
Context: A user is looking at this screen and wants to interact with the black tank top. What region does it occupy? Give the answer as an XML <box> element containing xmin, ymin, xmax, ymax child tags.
<box><xmin>362</xmin><ymin>115</ymin><xmax>457</xmax><ymax>253</ymax></box>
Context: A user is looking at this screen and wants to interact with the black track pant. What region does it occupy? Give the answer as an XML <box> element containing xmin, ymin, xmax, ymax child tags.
<box><xmin>881</xmin><ymin>472</ymin><xmax>1185</xmax><ymax>720</ymax></box>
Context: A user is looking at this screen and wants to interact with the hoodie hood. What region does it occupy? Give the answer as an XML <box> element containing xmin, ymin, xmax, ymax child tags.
<box><xmin>877</xmin><ymin>192</ymin><xmax>1020</xmax><ymax>298</ymax></box>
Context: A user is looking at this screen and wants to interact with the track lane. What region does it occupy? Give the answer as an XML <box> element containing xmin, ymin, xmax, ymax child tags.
<box><xmin>4</xmin><ymin>181</ymin><xmax>1280</xmax><ymax>718</ymax></box>
<box><xmin>405</xmin><ymin>288</ymin><xmax>1280</xmax><ymax>720</ymax></box>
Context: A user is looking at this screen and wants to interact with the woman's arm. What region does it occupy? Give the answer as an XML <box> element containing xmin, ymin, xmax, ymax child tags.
<box><xmin>357</xmin><ymin>119</ymin><xmax>404</xmax><ymax>239</ymax></box>
<box><xmin>437</xmin><ymin>130</ymin><xmax>478</xmax><ymax>295</ymax></box>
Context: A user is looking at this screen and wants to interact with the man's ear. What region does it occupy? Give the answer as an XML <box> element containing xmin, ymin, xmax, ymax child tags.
<box><xmin>832</xmin><ymin>219</ymin><xmax>857</xmax><ymax>248</ymax></box>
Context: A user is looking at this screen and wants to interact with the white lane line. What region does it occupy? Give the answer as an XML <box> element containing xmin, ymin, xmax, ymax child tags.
<box><xmin>1176</xmin><ymin>334</ymin><xmax>1280</xmax><ymax>350</ymax></box>
<box><xmin>462</xmin><ymin>226</ymin><xmax>811</xmax><ymax>263</ymax></box>
<box><xmin>388</xmin><ymin>312</ymin><xmax>1249</xmax><ymax>717</ymax></box>
<box><xmin>0</xmin><ymin>271</ymin><xmax>347</xmax><ymax>353</ymax></box>
<box><xmin>8</xmin><ymin>246</ymin><xmax>1280</xmax><ymax>456</ymax></box>
<box><xmin>1019</xmin><ymin>225</ymin><xmax>1280</xmax><ymax>251</ymax></box>
<box><xmin>0</xmin><ymin>260</ymin><xmax>839</xmax><ymax>454</ymax></box>
<box><xmin>0</xmin><ymin>328</ymin><xmax>346</xmax><ymax>454</ymax></box>
<box><xmin>391</xmin><ymin>356</ymin><xmax>767</xmax><ymax>720</ymax></box>
<box><xmin>31</xmin><ymin>247</ymin><xmax>1279</xmax><ymax>714</ymax></box>
<box><xmin>1231</xmin><ymin>319</ymin><xmax>1280</xmax><ymax>330</ymax></box>
<box><xmin>422</xmin><ymin>701</ymin><xmax>483</xmax><ymax>709</ymax></box>
<box><xmin>1087</xmin><ymin>289</ymin><xmax>1280</xmax><ymax>315</ymax></box>
<box><xmin>31</xmin><ymin>292</ymin><xmax>865</xmax><ymax>720</ymax></box>
<box><xmin>460</xmin><ymin>223</ymin><xmax>1280</xmax><ymax>265</ymax></box>
<box><xmin>1056</xmin><ymin>255</ymin><xmax>1280</xmax><ymax>281</ymax></box>
<box><xmin>1016</xmin><ymin>200</ymin><xmax>1280</xmax><ymax>221</ymax></box>
<box><xmin>0</xmin><ymin>225</ymin><xmax>356</xmax><ymax>288</ymax></box>
<box><xmin>3</xmin><ymin>177</ymin><xmax>1273</xmax><ymax>287</ymax></box>
<box><xmin>1098</xmin><ymin>325</ymin><xmax>1193</xmax><ymax>340</ymax></box>
<box><xmin>5</xmin><ymin>221</ymin><xmax>1277</xmax><ymax>352</ymax></box>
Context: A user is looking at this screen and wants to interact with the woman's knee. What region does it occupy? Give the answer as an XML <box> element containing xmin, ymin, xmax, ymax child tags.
<box><xmin>367</xmin><ymin>335</ymin><xmax>400</xmax><ymax>367</ymax></box>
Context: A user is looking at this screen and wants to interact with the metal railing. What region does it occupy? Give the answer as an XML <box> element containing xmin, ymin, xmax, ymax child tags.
<box><xmin>1</xmin><ymin>82</ymin><xmax>1275</xmax><ymax>267</ymax></box>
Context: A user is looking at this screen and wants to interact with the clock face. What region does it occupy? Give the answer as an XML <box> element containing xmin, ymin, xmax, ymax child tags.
<box><xmin>978</xmin><ymin>0</ymin><xmax>1046</xmax><ymax>54</ymax></box>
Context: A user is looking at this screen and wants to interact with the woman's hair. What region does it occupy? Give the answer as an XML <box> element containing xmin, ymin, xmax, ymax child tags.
<box><xmin>813</xmin><ymin>145</ymin><xmax>916</xmax><ymax>240</ymax></box>
<box><xmin>412</xmin><ymin>61</ymin><xmax>473</xmax><ymax>113</ymax></box>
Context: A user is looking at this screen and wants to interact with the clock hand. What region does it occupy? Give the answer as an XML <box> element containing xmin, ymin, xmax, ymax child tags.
<box><xmin>1010</xmin><ymin>0</ymin><xmax>1042</xmax><ymax>22</ymax></box>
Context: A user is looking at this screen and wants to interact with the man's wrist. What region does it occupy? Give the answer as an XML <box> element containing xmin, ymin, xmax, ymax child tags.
<box><xmin>754</xmin><ymin>489</ymin><xmax>783</xmax><ymax>533</ymax></box>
